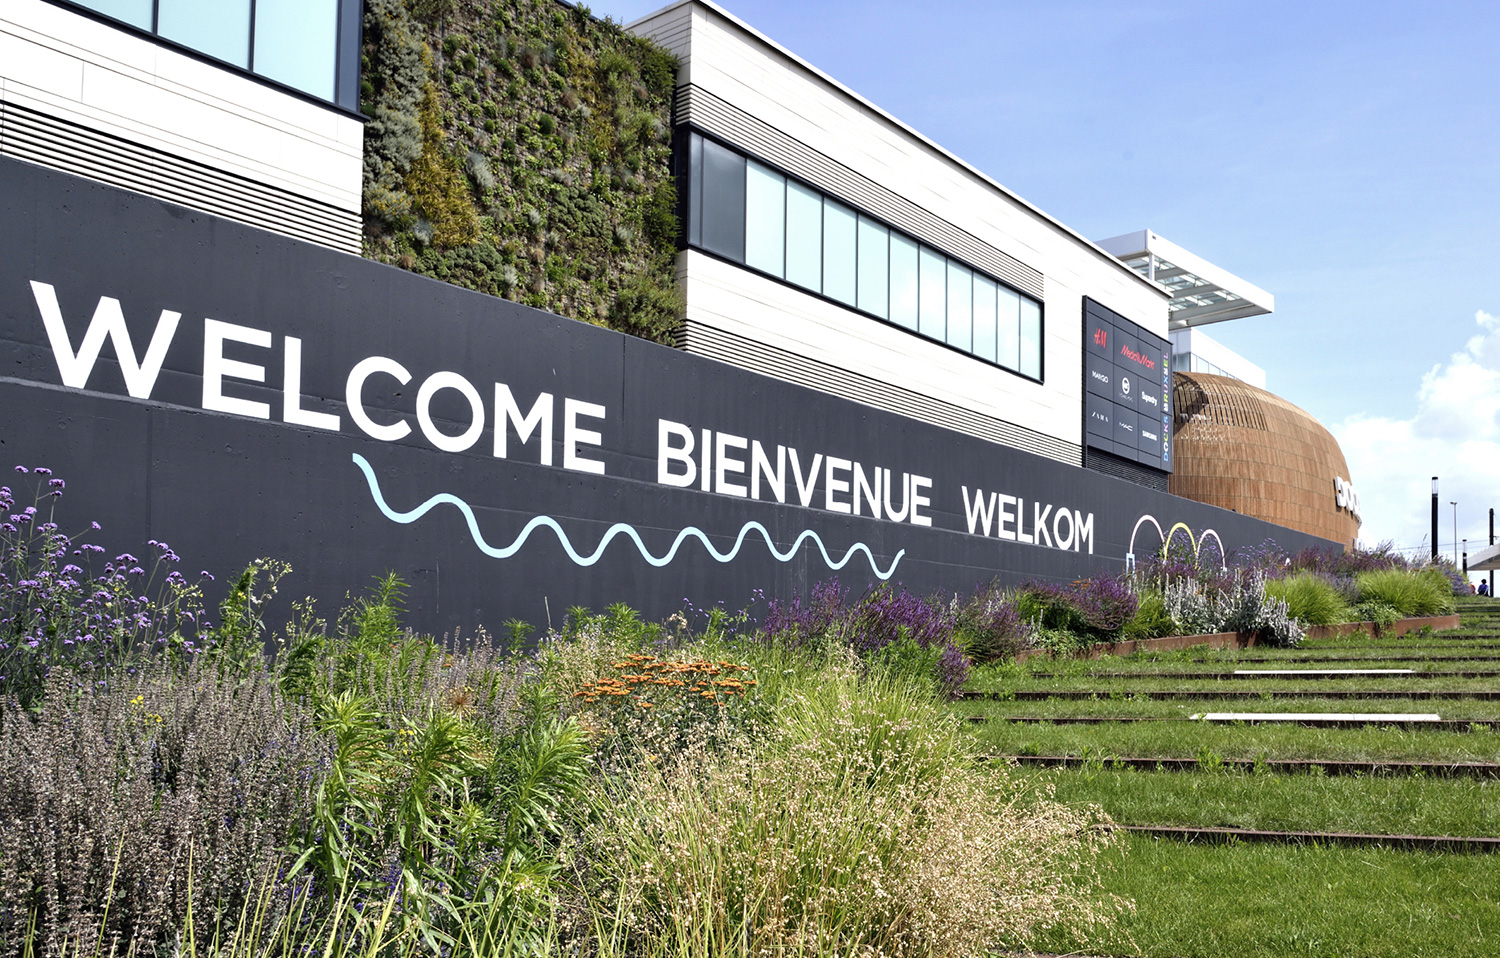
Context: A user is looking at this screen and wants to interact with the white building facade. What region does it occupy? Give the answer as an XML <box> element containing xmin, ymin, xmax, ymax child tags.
<box><xmin>0</xmin><ymin>0</ymin><xmax>364</xmax><ymax>253</ymax></box>
<box><xmin>631</xmin><ymin>1</ymin><xmax>1170</xmax><ymax>476</ymax></box>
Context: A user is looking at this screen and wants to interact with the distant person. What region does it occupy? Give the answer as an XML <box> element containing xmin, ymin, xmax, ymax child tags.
<box><xmin>1481</xmin><ymin>580</ymin><xmax>1491</xmax><ymax>597</ymax></box>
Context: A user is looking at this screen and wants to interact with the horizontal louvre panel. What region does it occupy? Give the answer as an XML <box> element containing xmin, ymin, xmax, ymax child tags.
<box><xmin>0</xmin><ymin>100</ymin><xmax>359</xmax><ymax>254</ymax></box>
<box><xmin>1085</xmin><ymin>448</ymin><xmax>1169</xmax><ymax>492</ymax></box>
<box><xmin>674</xmin><ymin>319</ymin><xmax>1078</xmax><ymax>465</ymax></box>
<box><xmin>676</xmin><ymin>84</ymin><xmax>1044</xmax><ymax>300</ymax></box>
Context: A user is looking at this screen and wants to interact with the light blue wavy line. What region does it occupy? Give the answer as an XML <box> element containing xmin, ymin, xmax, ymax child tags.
<box><xmin>352</xmin><ymin>453</ymin><xmax>904</xmax><ymax>579</ymax></box>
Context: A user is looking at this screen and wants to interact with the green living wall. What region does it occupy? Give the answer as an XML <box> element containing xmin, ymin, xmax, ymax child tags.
<box><xmin>360</xmin><ymin>0</ymin><xmax>682</xmax><ymax>342</ymax></box>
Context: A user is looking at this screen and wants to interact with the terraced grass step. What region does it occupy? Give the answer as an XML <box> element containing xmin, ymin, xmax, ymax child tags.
<box><xmin>1026</xmin><ymin>669</ymin><xmax>1500</xmax><ymax>679</ymax></box>
<box><xmin>966</xmin><ymin>715</ymin><xmax>1500</xmax><ymax>730</ymax></box>
<box><xmin>1191</xmin><ymin>711</ymin><xmax>1441</xmax><ymax>723</ymax></box>
<box><xmin>1119</xmin><ymin>825</ymin><xmax>1500</xmax><ymax>853</ymax></box>
<box><xmin>1206</xmin><ymin>654</ymin><xmax>1500</xmax><ymax>663</ymax></box>
<box><xmin>963</xmin><ymin>721</ymin><xmax>1500</xmax><ymax>764</ymax></box>
<box><xmin>971</xmin><ymin>689</ymin><xmax>1500</xmax><ymax>701</ymax></box>
<box><xmin>990</xmin><ymin>754</ymin><xmax>1500</xmax><ymax>778</ymax></box>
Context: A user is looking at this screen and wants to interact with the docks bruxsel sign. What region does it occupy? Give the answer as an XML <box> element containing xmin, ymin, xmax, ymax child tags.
<box><xmin>0</xmin><ymin>159</ymin><xmax>1332</xmax><ymax>631</ymax></box>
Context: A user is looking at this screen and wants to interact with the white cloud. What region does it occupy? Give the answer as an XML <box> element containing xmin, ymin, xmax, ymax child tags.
<box><xmin>1334</xmin><ymin>310</ymin><xmax>1500</xmax><ymax>566</ymax></box>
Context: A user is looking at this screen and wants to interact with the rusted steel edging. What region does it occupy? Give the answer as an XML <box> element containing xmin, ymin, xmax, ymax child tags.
<box><xmin>1012</xmin><ymin>615</ymin><xmax>1462</xmax><ymax>664</ymax></box>
<box><xmin>1119</xmin><ymin>824</ymin><xmax>1500</xmax><ymax>853</ymax></box>
<box><xmin>1026</xmin><ymin>670</ymin><xmax>1500</xmax><ymax>680</ymax></box>
<box><xmin>1209</xmin><ymin>654</ymin><xmax>1500</xmax><ymax>663</ymax></box>
<box><xmin>983</xmin><ymin>754</ymin><xmax>1500</xmax><ymax>778</ymax></box>
<box><xmin>964</xmin><ymin>715</ymin><xmax>1500</xmax><ymax>730</ymax></box>
<box><xmin>967</xmin><ymin>689</ymin><xmax>1500</xmax><ymax>701</ymax></box>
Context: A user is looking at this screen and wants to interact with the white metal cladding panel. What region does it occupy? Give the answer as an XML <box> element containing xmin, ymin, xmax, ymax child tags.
<box><xmin>0</xmin><ymin>100</ymin><xmax>361</xmax><ymax>254</ymax></box>
<box><xmin>633</xmin><ymin>3</ymin><xmax>695</xmax><ymax>62</ymax></box>
<box><xmin>636</xmin><ymin>2</ymin><xmax>1169</xmax><ymax>337</ymax></box>
<box><xmin>678</xmin><ymin>251</ymin><xmax>1082</xmax><ymax>462</ymax></box>
<box><xmin>1</xmin><ymin>1</ymin><xmax>361</xmax><ymax>219</ymax></box>
<box><xmin>676</xmin><ymin>84</ymin><xmax>1044</xmax><ymax>300</ymax></box>
<box><xmin>673</xmin><ymin>320</ymin><xmax>1080</xmax><ymax>466</ymax></box>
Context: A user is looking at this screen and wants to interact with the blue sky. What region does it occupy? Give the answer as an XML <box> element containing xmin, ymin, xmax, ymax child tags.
<box><xmin>590</xmin><ymin>0</ymin><xmax>1500</xmax><ymax>560</ymax></box>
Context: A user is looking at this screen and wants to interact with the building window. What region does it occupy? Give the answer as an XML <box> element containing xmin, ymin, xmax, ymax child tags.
<box><xmin>685</xmin><ymin>130</ymin><xmax>1043</xmax><ymax>380</ymax></box>
<box><xmin>58</xmin><ymin>0</ymin><xmax>358</xmax><ymax>108</ymax></box>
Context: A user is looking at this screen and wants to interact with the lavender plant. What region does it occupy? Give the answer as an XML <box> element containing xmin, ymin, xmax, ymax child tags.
<box><xmin>759</xmin><ymin>582</ymin><xmax>970</xmax><ymax>696</ymax></box>
<box><xmin>0</xmin><ymin>466</ymin><xmax>212</xmax><ymax>706</ymax></box>
<box><xmin>1015</xmin><ymin>575</ymin><xmax>1139</xmax><ymax>639</ymax></box>
<box><xmin>952</xmin><ymin>583</ymin><xmax>1032</xmax><ymax>662</ymax></box>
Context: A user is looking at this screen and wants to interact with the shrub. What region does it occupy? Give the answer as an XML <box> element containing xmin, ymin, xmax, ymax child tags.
<box><xmin>1016</xmin><ymin>575</ymin><xmax>1138</xmax><ymax>639</ymax></box>
<box><xmin>1121</xmin><ymin>588</ymin><xmax>1176</xmax><ymax>640</ymax></box>
<box><xmin>573</xmin><ymin>665</ymin><xmax>1122</xmax><ymax>956</ymax></box>
<box><xmin>759</xmin><ymin>583</ymin><xmax>970</xmax><ymax>696</ymax></box>
<box><xmin>0</xmin><ymin>662</ymin><xmax>322</xmax><ymax>955</ymax></box>
<box><xmin>1353</xmin><ymin>599</ymin><xmax>1402</xmax><ymax>632</ymax></box>
<box><xmin>1265</xmin><ymin>572</ymin><xmax>1351</xmax><ymax>626</ymax></box>
<box><xmin>1162</xmin><ymin>569</ymin><xmax>1304</xmax><ymax>647</ymax></box>
<box><xmin>953</xmin><ymin>582</ymin><xmax>1031</xmax><ymax>662</ymax></box>
<box><xmin>1356</xmin><ymin>568</ymin><xmax>1454</xmax><ymax>617</ymax></box>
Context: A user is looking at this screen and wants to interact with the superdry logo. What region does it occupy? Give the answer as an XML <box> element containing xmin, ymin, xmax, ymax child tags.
<box><xmin>1120</xmin><ymin>343</ymin><xmax>1156</xmax><ymax>370</ymax></box>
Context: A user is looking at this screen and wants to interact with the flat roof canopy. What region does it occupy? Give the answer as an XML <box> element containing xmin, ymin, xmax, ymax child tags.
<box><xmin>1467</xmin><ymin>542</ymin><xmax>1500</xmax><ymax>571</ymax></box>
<box><xmin>1097</xmin><ymin>230</ymin><xmax>1274</xmax><ymax>329</ymax></box>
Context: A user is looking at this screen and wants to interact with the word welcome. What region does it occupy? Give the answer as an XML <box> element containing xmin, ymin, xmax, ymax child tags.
<box><xmin>962</xmin><ymin>486</ymin><xmax>1095</xmax><ymax>553</ymax></box>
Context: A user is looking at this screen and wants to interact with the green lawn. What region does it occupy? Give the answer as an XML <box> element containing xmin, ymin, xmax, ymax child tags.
<box><xmin>1032</xmin><ymin>835</ymin><xmax>1500</xmax><ymax>958</ymax></box>
<box><xmin>972</xmin><ymin>608</ymin><xmax>1500</xmax><ymax>958</ymax></box>
<box><xmin>966</xmin><ymin>718</ymin><xmax>1500</xmax><ymax>765</ymax></box>
<box><xmin>1032</xmin><ymin>766</ymin><xmax>1500</xmax><ymax>836</ymax></box>
<box><xmin>952</xmin><ymin>696</ymin><xmax>1500</xmax><ymax>721</ymax></box>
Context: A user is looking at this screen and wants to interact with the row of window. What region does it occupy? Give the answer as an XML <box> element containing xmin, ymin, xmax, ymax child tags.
<box><xmin>685</xmin><ymin>132</ymin><xmax>1042</xmax><ymax>380</ymax></box>
<box><xmin>68</xmin><ymin>0</ymin><xmax>348</xmax><ymax>106</ymax></box>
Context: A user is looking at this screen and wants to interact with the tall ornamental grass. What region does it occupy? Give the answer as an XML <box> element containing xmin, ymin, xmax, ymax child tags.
<box><xmin>1265</xmin><ymin>572</ymin><xmax>1351</xmax><ymax>626</ymax></box>
<box><xmin>572</xmin><ymin>658</ymin><xmax>1124</xmax><ymax>958</ymax></box>
<box><xmin>1356</xmin><ymin>568</ymin><xmax>1455</xmax><ymax>618</ymax></box>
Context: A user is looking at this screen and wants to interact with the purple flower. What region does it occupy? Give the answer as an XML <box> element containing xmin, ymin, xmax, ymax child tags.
<box><xmin>34</xmin><ymin>468</ymin><xmax>51</xmax><ymax>476</ymax></box>
<box><xmin>13</xmin><ymin>466</ymin><xmax>27</xmax><ymax>474</ymax></box>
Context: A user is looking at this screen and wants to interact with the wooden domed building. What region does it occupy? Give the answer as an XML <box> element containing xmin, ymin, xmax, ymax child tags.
<box><xmin>1169</xmin><ymin>371</ymin><xmax>1360</xmax><ymax>548</ymax></box>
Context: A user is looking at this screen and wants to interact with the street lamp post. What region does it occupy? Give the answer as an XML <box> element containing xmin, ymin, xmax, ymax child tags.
<box><xmin>1432</xmin><ymin>478</ymin><xmax>1440</xmax><ymax>561</ymax></box>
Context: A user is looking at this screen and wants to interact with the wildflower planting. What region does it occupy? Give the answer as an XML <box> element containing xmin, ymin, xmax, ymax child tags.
<box><xmin>3</xmin><ymin>464</ymin><xmax>1479</xmax><ymax>957</ymax></box>
<box><xmin>0</xmin><ymin>470</ymin><xmax>1129</xmax><ymax>958</ymax></box>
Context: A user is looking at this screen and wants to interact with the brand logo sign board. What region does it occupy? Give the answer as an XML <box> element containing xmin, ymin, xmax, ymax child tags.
<box><xmin>0</xmin><ymin>160</ymin><xmax>1331</xmax><ymax>633</ymax></box>
<box><xmin>1084</xmin><ymin>299</ymin><xmax>1172</xmax><ymax>469</ymax></box>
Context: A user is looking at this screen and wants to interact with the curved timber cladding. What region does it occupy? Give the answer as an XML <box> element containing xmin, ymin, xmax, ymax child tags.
<box><xmin>1169</xmin><ymin>372</ymin><xmax>1359</xmax><ymax>547</ymax></box>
